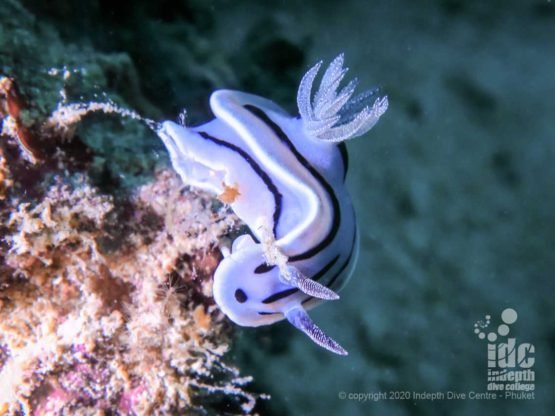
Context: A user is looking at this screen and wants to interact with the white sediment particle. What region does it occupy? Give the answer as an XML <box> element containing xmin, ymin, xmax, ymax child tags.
<box><xmin>189</xmin><ymin>380</ymin><xmax>261</xmax><ymax>414</ymax></box>
<box><xmin>1</xmin><ymin>116</ymin><xmax>18</xmax><ymax>138</ymax></box>
<box><xmin>256</xmin><ymin>216</ymin><xmax>290</xmax><ymax>275</ymax></box>
<box><xmin>47</xmin><ymin>66</ymin><xmax>83</xmax><ymax>78</ymax></box>
<box><xmin>57</xmin><ymin>314</ymin><xmax>84</xmax><ymax>344</ymax></box>
<box><xmin>46</xmin><ymin>101</ymin><xmax>144</xmax><ymax>137</ymax></box>
<box><xmin>59</xmin><ymin>87</ymin><xmax>67</xmax><ymax>103</ymax></box>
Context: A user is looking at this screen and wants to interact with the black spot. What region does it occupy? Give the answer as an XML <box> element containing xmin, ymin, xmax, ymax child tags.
<box><xmin>404</xmin><ymin>98</ymin><xmax>423</xmax><ymax>121</ymax></box>
<box><xmin>252</xmin><ymin>38</ymin><xmax>304</xmax><ymax>76</ymax></box>
<box><xmin>531</xmin><ymin>2</ymin><xmax>555</xmax><ymax>18</ymax></box>
<box><xmin>445</xmin><ymin>74</ymin><xmax>497</xmax><ymax>116</ymax></box>
<box><xmin>439</xmin><ymin>0</ymin><xmax>467</xmax><ymax>16</ymax></box>
<box><xmin>491</xmin><ymin>150</ymin><xmax>520</xmax><ymax>188</ymax></box>
<box><xmin>254</xmin><ymin>263</ymin><xmax>276</xmax><ymax>274</ymax></box>
<box><xmin>234</xmin><ymin>289</ymin><xmax>247</xmax><ymax>303</ymax></box>
<box><xmin>396</xmin><ymin>191</ymin><xmax>417</xmax><ymax>218</ymax></box>
<box><xmin>231</xmin><ymin>18</ymin><xmax>307</xmax><ymax>109</ymax></box>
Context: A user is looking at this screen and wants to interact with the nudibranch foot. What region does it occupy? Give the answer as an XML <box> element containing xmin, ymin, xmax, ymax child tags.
<box><xmin>286</xmin><ymin>306</ymin><xmax>348</xmax><ymax>356</ymax></box>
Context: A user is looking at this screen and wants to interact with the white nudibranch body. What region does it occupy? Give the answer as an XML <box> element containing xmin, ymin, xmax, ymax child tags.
<box><xmin>157</xmin><ymin>54</ymin><xmax>388</xmax><ymax>355</ymax></box>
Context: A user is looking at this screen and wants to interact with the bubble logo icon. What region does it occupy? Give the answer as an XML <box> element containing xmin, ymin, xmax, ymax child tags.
<box><xmin>473</xmin><ymin>308</ymin><xmax>535</xmax><ymax>394</ymax></box>
<box><xmin>474</xmin><ymin>308</ymin><xmax>517</xmax><ymax>343</ymax></box>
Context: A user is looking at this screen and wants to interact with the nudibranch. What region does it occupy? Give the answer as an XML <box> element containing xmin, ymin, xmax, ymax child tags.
<box><xmin>157</xmin><ymin>54</ymin><xmax>388</xmax><ymax>355</ymax></box>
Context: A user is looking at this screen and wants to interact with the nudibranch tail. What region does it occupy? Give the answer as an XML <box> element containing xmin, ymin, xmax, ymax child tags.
<box><xmin>297</xmin><ymin>53</ymin><xmax>388</xmax><ymax>143</ymax></box>
<box><xmin>286</xmin><ymin>306</ymin><xmax>348</xmax><ymax>356</ymax></box>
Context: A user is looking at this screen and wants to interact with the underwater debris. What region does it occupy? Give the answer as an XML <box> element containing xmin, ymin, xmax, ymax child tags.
<box><xmin>44</xmin><ymin>100</ymin><xmax>147</xmax><ymax>140</ymax></box>
<box><xmin>0</xmin><ymin>78</ymin><xmax>94</xmax><ymax>203</ymax></box>
<box><xmin>0</xmin><ymin>76</ymin><xmax>42</xmax><ymax>163</ymax></box>
<box><xmin>0</xmin><ymin>165</ymin><xmax>266</xmax><ymax>414</ymax></box>
<box><xmin>0</xmin><ymin>147</ymin><xmax>12</xmax><ymax>201</ymax></box>
<box><xmin>0</xmin><ymin>74</ymin><xmax>267</xmax><ymax>415</ymax></box>
<box><xmin>1</xmin><ymin>1</ymin><xmax>271</xmax><ymax>409</ymax></box>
